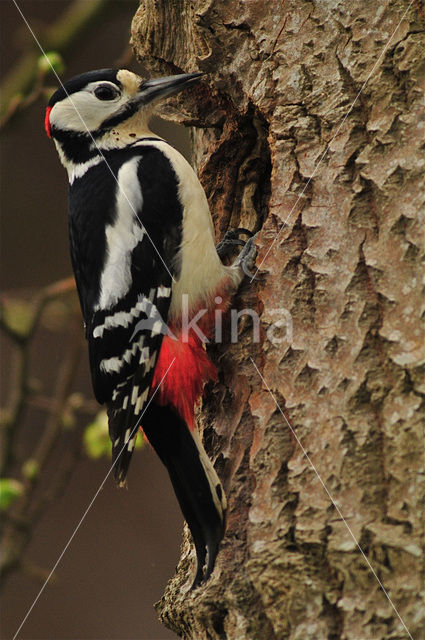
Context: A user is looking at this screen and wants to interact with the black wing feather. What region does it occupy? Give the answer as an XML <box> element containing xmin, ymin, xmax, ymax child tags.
<box><xmin>69</xmin><ymin>146</ymin><xmax>182</xmax><ymax>483</ymax></box>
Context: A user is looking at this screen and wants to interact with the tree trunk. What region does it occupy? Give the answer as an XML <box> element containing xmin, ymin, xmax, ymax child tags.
<box><xmin>131</xmin><ymin>2</ymin><xmax>424</xmax><ymax>638</ymax></box>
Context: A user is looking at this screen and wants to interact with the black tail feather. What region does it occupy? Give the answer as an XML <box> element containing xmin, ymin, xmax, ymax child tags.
<box><xmin>107</xmin><ymin>404</ymin><xmax>139</xmax><ymax>487</ymax></box>
<box><xmin>141</xmin><ymin>402</ymin><xmax>226</xmax><ymax>587</ymax></box>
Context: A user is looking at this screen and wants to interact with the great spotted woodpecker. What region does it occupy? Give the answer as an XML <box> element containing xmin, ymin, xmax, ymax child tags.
<box><xmin>45</xmin><ymin>68</ymin><xmax>255</xmax><ymax>587</ymax></box>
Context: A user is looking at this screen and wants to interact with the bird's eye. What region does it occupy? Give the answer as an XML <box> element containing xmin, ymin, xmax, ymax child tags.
<box><xmin>94</xmin><ymin>84</ymin><xmax>119</xmax><ymax>101</ymax></box>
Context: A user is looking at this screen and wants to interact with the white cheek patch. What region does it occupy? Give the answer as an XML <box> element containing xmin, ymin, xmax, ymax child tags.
<box><xmin>50</xmin><ymin>83</ymin><xmax>124</xmax><ymax>134</ymax></box>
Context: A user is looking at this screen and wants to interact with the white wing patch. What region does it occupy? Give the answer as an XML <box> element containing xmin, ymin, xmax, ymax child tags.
<box><xmin>139</xmin><ymin>347</ymin><xmax>149</xmax><ymax>364</ymax></box>
<box><xmin>68</xmin><ymin>155</ymin><xmax>103</xmax><ymax>185</ymax></box>
<box><xmin>157</xmin><ymin>285</ymin><xmax>172</xmax><ymax>298</ymax></box>
<box><xmin>93</xmin><ymin>290</ymin><xmax>166</xmax><ymax>338</ymax></box>
<box><xmin>126</xmin><ymin>436</ymin><xmax>137</xmax><ymax>452</ymax></box>
<box><xmin>100</xmin><ymin>335</ymin><xmax>146</xmax><ymax>374</ymax></box>
<box><xmin>96</xmin><ymin>156</ymin><xmax>144</xmax><ymax>310</ymax></box>
<box><xmin>134</xmin><ymin>388</ymin><xmax>149</xmax><ymax>414</ymax></box>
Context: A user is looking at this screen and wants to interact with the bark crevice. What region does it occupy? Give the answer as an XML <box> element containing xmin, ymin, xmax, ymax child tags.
<box><xmin>132</xmin><ymin>1</ymin><xmax>424</xmax><ymax>638</ymax></box>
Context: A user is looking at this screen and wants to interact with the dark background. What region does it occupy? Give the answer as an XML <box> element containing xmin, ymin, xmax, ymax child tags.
<box><xmin>1</xmin><ymin>2</ymin><xmax>191</xmax><ymax>638</ymax></box>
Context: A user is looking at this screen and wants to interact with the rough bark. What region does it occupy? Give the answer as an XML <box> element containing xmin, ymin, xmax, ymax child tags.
<box><xmin>131</xmin><ymin>2</ymin><xmax>424</xmax><ymax>638</ymax></box>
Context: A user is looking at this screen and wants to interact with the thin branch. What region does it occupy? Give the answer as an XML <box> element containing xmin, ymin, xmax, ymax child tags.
<box><xmin>1</xmin><ymin>0</ymin><xmax>110</xmax><ymax>124</ymax></box>
<box><xmin>1</xmin><ymin>314</ymin><xmax>86</xmax><ymax>587</ymax></box>
<box><xmin>0</xmin><ymin>278</ymin><xmax>77</xmax><ymax>475</ymax></box>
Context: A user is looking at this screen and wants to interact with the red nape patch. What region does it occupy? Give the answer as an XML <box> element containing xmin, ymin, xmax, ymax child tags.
<box><xmin>151</xmin><ymin>331</ymin><xmax>217</xmax><ymax>429</ymax></box>
<box><xmin>44</xmin><ymin>107</ymin><xmax>52</xmax><ymax>138</ymax></box>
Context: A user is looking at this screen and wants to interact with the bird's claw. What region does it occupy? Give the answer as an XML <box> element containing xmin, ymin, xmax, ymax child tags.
<box><xmin>216</xmin><ymin>228</ymin><xmax>254</xmax><ymax>261</ymax></box>
<box><xmin>234</xmin><ymin>233</ymin><xmax>258</xmax><ymax>279</ymax></box>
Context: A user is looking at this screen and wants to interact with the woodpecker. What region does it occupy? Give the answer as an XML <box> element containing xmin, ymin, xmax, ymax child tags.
<box><xmin>45</xmin><ymin>68</ymin><xmax>255</xmax><ymax>587</ymax></box>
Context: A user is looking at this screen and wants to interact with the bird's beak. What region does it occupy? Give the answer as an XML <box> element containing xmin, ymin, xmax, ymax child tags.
<box><xmin>135</xmin><ymin>72</ymin><xmax>204</xmax><ymax>106</ymax></box>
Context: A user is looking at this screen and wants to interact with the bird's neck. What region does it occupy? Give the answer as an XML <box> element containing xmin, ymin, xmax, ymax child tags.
<box><xmin>54</xmin><ymin>107</ymin><xmax>158</xmax><ymax>177</ymax></box>
<box><xmin>54</xmin><ymin>124</ymin><xmax>162</xmax><ymax>183</ymax></box>
<box><xmin>95</xmin><ymin>124</ymin><xmax>161</xmax><ymax>151</ymax></box>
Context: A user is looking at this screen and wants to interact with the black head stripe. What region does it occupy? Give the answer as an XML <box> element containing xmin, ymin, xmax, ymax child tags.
<box><xmin>96</xmin><ymin>102</ymin><xmax>138</xmax><ymax>135</ymax></box>
<box><xmin>48</xmin><ymin>69</ymin><xmax>120</xmax><ymax>107</ymax></box>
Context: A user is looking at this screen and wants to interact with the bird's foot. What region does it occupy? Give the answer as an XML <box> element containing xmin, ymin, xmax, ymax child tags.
<box><xmin>216</xmin><ymin>228</ymin><xmax>253</xmax><ymax>262</ymax></box>
<box><xmin>233</xmin><ymin>232</ymin><xmax>258</xmax><ymax>279</ymax></box>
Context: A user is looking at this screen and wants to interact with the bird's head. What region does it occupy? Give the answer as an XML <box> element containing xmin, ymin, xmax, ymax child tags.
<box><xmin>45</xmin><ymin>68</ymin><xmax>203</xmax><ymax>164</ymax></box>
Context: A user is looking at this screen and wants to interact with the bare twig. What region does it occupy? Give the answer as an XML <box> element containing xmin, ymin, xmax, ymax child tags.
<box><xmin>0</xmin><ymin>277</ymin><xmax>76</xmax><ymax>474</ymax></box>
<box><xmin>0</xmin><ymin>278</ymin><xmax>96</xmax><ymax>587</ymax></box>
<box><xmin>1</xmin><ymin>0</ymin><xmax>111</xmax><ymax>125</ymax></box>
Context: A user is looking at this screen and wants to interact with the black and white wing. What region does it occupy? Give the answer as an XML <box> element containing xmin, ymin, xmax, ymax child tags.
<box><xmin>70</xmin><ymin>147</ymin><xmax>182</xmax><ymax>484</ymax></box>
